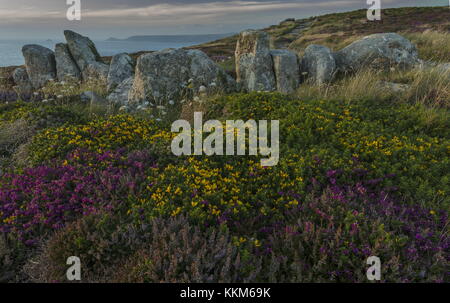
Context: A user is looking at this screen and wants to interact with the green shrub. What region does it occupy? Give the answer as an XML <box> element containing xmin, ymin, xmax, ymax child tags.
<box><xmin>205</xmin><ymin>93</ymin><xmax>449</xmax><ymax>204</ymax></box>
<box><xmin>0</xmin><ymin>102</ymin><xmax>86</xmax><ymax>129</ymax></box>
<box><xmin>112</xmin><ymin>216</ymin><xmax>258</xmax><ymax>283</ymax></box>
<box><xmin>25</xmin><ymin>215</ymin><xmax>257</xmax><ymax>283</ymax></box>
<box><xmin>27</xmin><ymin>114</ymin><xmax>172</xmax><ymax>165</ymax></box>
<box><xmin>23</xmin><ymin>213</ymin><xmax>140</xmax><ymax>282</ymax></box>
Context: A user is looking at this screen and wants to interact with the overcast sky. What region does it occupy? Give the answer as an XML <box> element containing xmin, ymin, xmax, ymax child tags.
<box><xmin>0</xmin><ymin>0</ymin><xmax>446</xmax><ymax>39</ymax></box>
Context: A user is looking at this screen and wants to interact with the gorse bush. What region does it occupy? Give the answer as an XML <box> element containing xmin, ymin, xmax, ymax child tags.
<box><xmin>207</xmin><ymin>93</ymin><xmax>448</xmax><ymax>202</ymax></box>
<box><xmin>0</xmin><ymin>102</ymin><xmax>85</xmax><ymax>128</ymax></box>
<box><xmin>27</xmin><ymin>115</ymin><xmax>173</xmax><ymax>165</ymax></box>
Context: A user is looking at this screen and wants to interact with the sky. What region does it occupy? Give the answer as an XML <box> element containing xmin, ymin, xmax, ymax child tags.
<box><xmin>0</xmin><ymin>0</ymin><xmax>447</xmax><ymax>40</ymax></box>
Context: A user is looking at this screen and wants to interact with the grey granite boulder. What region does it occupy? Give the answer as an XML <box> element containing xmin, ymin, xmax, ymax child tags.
<box><xmin>107</xmin><ymin>77</ymin><xmax>134</xmax><ymax>105</ymax></box>
<box><xmin>235</xmin><ymin>30</ymin><xmax>276</xmax><ymax>92</ymax></box>
<box><xmin>270</xmin><ymin>49</ymin><xmax>299</xmax><ymax>93</ymax></box>
<box><xmin>55</xmin><ymin>43</ymin><xmax>81</xmax><ymax>82</ymax></box>
<box><xmin>63</xmin><ymin>30</ymin><xmax>109</xmax><ymax>81</ymax></box>
<box><xmin>83</xmin><ymin>62</ymin><xmax>110</xmax><ymax>83</ymax></box>
<box><xmin>22</xmin><ymin>44</ymin><xmax>56</xmax><ymax>89</ymax></box>
<box><xmin>128</xmin><ymin>48</ymin><xmax>235</xmax><ymax>105</ymax></box>
<box><xmin>107</xmin><ymin>53</ymin><xmax>134</xmax><ymax>92</ymax></box>
<box><xmin>300</xmin><ymin>45</ymin><xmax>336</xmax><ymax>84</ymax></box>
<box><xmin>188</xmin><ymin>49</ymin><xmax>236</xmax><ymax>92</ymax></box>
<box><xmin>335</xmin><ymin>33</ymin><xmax>420</xmax><ymax>73</ymax></box>
<box><xmin>12</xmin><ymin>67</ymin><xmax>33</xmax><ymax>96</ymax></box>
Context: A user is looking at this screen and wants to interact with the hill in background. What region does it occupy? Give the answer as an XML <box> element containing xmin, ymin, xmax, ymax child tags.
<box><xmin>188</xmin><ymin>6</ymin><xmax>450</xmax><ymax>56</ymax></box>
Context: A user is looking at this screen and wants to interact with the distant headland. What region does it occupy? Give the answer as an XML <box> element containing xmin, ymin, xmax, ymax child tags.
<box><xmin>106</xmin><ymin>33</ymin><xmax>235</xmax><ymax>43</ymax></box>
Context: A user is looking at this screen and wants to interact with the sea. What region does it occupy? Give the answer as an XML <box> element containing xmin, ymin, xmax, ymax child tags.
<box><xmin>0</xmin><ymin>37</ymin><xmax>222</xmax><ymax>67</ymax></box>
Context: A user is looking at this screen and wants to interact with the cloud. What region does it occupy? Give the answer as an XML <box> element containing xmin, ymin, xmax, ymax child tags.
<box><xmin>0</xmin><ymin>0</ymin><xmax>359</xmax><ymax>23</ymax></box>
<box><xmin>0</xmin><ymin>6</ymin><xmax>61</xmax><ymax>20</ymax></box>
<box><xmin>0</xmin><ymin>0</ymin><xmax>445</xmax><ymax>39</ymax></box>
<box><xmin>83</xmin><ymin>1</ymin><xmax>355</xmax><ymax>19</ymax></box>
<box><xmin>0</xmin><ymin>0</ymin><xmax>446</xmax><ymax>23</ymax></box>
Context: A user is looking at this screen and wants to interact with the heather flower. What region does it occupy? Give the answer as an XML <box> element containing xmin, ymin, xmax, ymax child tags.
<box><xmin>0</xmin><ymin>149</ymin><xmax>155</xmax><ymax>244</ymax></box>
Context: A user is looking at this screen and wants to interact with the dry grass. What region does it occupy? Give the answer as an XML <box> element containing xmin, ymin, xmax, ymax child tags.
<box><xmin>405</xmin><ymin>30</ymin><xmax>450</xmax><ymax>63</ymax></box>
<box><xmin>404</xmin><ymin>67</ymin><xmax>450</xmax><ymax>108</ymax></box>
<box><xmin>0</xmin><ymin>119</ymin><xmax>35</xmax><ymax>170</ymax></box>
<box><xmin>296</xmin><ymin>69</ymin><xmax>395</xmax><ymax>105</ymax></box>
<box><xmin>296</xmin><ymin>66</ymin><xmax>450</xmax><ymax>109</ymax></box>
<box><xmin>0</xmin><ymin>66</ymin><xmax>19</xmax><ymax>91</ymax></box>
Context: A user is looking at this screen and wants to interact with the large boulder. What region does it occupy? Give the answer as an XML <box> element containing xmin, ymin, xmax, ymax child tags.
<box><xmin>55</xmin><ymin>43</ymin><xmax>81</xmax><ymax>82</ymax></box>
<box><xmin>128</xmin><ymin>48</ymin><xmax>235</xmax><ymax>105</ymax></box>
<box><xmin>107</xmin><ymin>77</ymin><xmax>134</xmax><ymax>105</ymax></box>
<box><xmin>300</xmin><ymin>45</ymin><xmax>336</xmax><ymax>84</ymax></box>
<box><xmin>107</xmin><ymin>53</ymin><xmax>134</xmax><ymax>92</ymax></box>
<box><xmin>270</xmin><ymin>50</ymin><xmax>299</xmax><ymax>93</ymax></box>
<box><xmin>22</xmin><ymin>44</ymin><xmax>56</xmax><ymax>89</ymax></box>
<box><xmin>12</xmin><ymin>67</ymin><xmax>33</xmax><ymax>96</ymax></box>
<box><xmin>84</xmin><ymin>62</ymin><xmax>110</xmax><ymax>83</ymax></box>
<box><xmin>235</xmin><ymin>30</ymin><xmax>276</xmax><ymax>92</ymax></box>
<box><xmin>63</xmin><ymin>30</ymin><xmax>109</xmax><ymax>81</ymax></box>
<box><xmin>189</xmin><ymin>49</ymin><xmax>236</xmax><ymax>91</ymax></box>
<box><xmin>334</xmin><ymin>33</ymin><xmax>420</xmax><ymax>73</ymax></box>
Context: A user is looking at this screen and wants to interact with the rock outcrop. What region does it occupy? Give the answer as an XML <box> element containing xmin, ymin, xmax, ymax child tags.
<box><xmin>128</xmin><ymin>48</ymin><xmax>235</xmax><ymax>105</ymax></box>
<box><xmin>55</xmin><ymin>43</ymin><xmax>81</xmax><ymax>82</ymax></box>
<box><xmin>12</xmin><ymin>28</ymin><xmax>431</xmax><ymax>105</ymax></box>
<box><xmin>270</xmin><ymin>50</ymin><xmax>299</xmax><ymax>93</ymax></box>
<box><xmin>235</xmin><ymin>30</ymin><xmax>276</xmax><ymax>92</ymax></box>
<box><xmin>63</xmin><ymin>30</ymin><xmax>109</xmax><ymax>81</ymax></box>
<box><xmin>107</xmin><ymin>53</ymin><xmax>134</xmax><ymax>92</ymax></box>
<box><xmin>83</xmin><ymin>62</ymin><xmax>110</xmax><ymax>83</ymax></box>
<box><xmin>334</xmin><ymin>33</ymin><xmax>420</xmax><ymax>73</ymax></box>
<box><xmin>22</xmin><ymin>44</ymin><xmax>56</xmax><ymax>89</ymax></box>
<box><xmin>12</xmin><ymin>67</ymin><xmax>33</xmax><ymax>96</ymax></box>
<box><xmin>300</xmin><ymin>45</ymin><xmax>336</xmax><ymax>84</ymax></box>
<box><xmin>107</xmin><ymin>77</ymin><xmax>134</xmax><ymax>105</ymax></box>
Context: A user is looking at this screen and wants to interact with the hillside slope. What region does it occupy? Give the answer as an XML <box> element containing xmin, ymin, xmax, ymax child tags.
<box><xmin>189</xmin><ymin>6</ymin><xmax>450</xmax><ymax>57</ymax></box>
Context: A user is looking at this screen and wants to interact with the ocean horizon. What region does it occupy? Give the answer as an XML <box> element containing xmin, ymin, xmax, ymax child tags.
<box><xmin>0</xmin><ymin>35</ymin><xmax>227</xmax><ymax>67</ymax></box>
